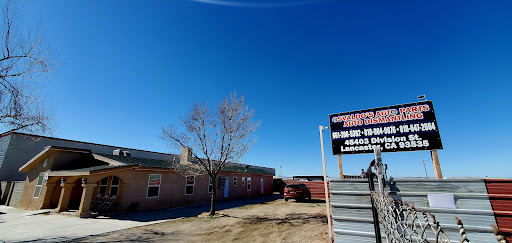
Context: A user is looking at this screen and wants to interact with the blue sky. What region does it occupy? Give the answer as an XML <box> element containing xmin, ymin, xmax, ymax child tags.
<box><xmin>16</xmin><ymin>0</ymin><xmax>512</xmax><ymax>178</ymax></box>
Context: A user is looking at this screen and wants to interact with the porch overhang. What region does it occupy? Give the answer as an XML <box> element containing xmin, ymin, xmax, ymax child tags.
<box><xmin>47</xmin><ymin>164</ymin><xmax>141</xmax><ymax>177</ymax></box>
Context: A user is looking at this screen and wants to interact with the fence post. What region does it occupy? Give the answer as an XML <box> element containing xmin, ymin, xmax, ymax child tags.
<box><xmin>374</xmin><ymin>147</ymin><xmax>385</xmax><ymax>193</ymax></box>
<box><xmin>368</xmin><ymin>160</ymin><xmax>382</xmax><ymax>243</ymax></box>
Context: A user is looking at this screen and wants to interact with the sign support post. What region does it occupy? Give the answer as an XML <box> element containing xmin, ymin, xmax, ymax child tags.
<box><xmin>319</xmin><ymin>125</ymin><xmax>333</xmax><ymax>242</ymax></box>
<box><xmin>337</xmin><ymin>155</ymin><xmax>343</xmax><ymax>178</ymax></box>
<box><xmin>431</xmin><ymin>150</ymin><xmax>443</xmax><ymax>179</ymax></box>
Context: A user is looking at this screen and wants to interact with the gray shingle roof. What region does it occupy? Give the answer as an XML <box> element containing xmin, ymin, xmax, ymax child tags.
<box><xmin>98</xmin><ymin>153</ymin><xmax>174</xmax><ymax>168</ymax></box>
<box><xmin>97</xmin><ymin>154</ymin><xmax>274</xmax><ymax>175</ymax></box>
<box><xmin>221</xmin><ymin>165</ymin><xmax>274</xmax><ymax>175</ymax></box>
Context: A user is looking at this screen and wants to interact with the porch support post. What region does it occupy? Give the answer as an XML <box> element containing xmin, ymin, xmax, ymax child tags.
<box><xmin>76</xmin><ymin>183</ymin><xmax>97</xmax><ymax>218</ymax></box>
<box><xmin>56</xmin><ymin>182</ymin><xmax>74</xmax><ymax>212</ymax></box>
<box><xmin>41</xmin><ymin>182</ymin><xmax>56</xmax><ymax>209</ymax></box>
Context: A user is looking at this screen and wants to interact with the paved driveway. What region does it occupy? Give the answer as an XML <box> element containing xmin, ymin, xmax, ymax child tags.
<box><xmin>0</xmin><ymin>195</ymin><xmax>281</xmax><ymax>243</ymax></box>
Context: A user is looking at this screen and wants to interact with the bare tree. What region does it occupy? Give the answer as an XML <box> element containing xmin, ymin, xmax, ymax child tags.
<box><xmin>161</xmin><ymin>92</ymin><xmax>260</xmax><ymax>215</ymax></box>
<box><xmin>0</xmin><ymin>0</ymin><xmax>54</xmax><ymax>134</ymax></box>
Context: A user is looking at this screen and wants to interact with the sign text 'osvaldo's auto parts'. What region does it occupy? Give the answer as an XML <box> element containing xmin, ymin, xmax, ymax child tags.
<box><xmin>329</xmin><ymin>101</ymin><xmax>443</xmax><ymax>155</ymax></box>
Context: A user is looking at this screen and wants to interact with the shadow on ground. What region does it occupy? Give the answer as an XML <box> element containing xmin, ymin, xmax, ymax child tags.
<box><xmin>93</xmin><ymin>194</ymin><xmax>283</xmax><ymax>223</ymax></box>
<box><xmin>224</xmin><ymin>213</ymin><xmax>327</xmax><ymax>226</ymax></box>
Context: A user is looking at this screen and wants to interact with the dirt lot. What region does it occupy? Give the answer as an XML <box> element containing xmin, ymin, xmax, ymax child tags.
<box><xmin>77</xmin><ymin>199</ymin><xmax>328</xmax><ymax>243</ymax></box>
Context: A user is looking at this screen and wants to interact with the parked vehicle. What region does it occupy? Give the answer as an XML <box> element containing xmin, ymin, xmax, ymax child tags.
<box><xmin>284</xmin><ymin>183</ymin><xmax>311</xmax><ymax>202</ymax></box>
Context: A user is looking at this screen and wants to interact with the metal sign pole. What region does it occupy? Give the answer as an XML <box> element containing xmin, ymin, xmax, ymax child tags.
<box><xmin>319</xmin><ymin>125</ymin><xmax>333</xmax><ymax>242</ymax></box>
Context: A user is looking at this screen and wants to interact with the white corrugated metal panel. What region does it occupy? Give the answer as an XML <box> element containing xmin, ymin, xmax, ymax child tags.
<box><xmin>329</xmin><ymin>178</ymin><xmax>497</xmax><ymax>242</ymax></box>
<box><xmin>387</xmin><ymin>178</ymin><xmax>496</xmax><ymax>242</ymax></box>
<box><xmin>330</xmin><ymin>179</ymin><xmax>377</xmax><ymax>243</ymax></box>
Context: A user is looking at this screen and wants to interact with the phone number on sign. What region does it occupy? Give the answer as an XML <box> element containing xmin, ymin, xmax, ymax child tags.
<box><xmin>332</xmin><ymin>122</ymin><xmax>437</xmax><ymax>139</ymax></box>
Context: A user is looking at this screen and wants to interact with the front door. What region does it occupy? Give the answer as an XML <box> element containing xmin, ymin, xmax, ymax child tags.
<box><xmin>224</xmin><ymin>177</ymin><xmax>229</xmax><ymax>198</ymax></box>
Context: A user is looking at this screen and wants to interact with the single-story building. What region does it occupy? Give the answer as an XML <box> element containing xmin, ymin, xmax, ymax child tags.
<box><xmin>0</xmin><ymin>132</ymin><xmax>181</xmax><ymax>207</ymax></box>
<box><xmin>18</xmin><ymin>146</ymin><xmax>274</xmax><ymax>217</ymax></box>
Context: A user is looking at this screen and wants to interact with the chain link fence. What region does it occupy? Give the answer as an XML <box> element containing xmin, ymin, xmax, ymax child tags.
<box><xmin>369</xmin><ymin>178</ymin><xmax>507</xmax><ymax>242</ymax></box>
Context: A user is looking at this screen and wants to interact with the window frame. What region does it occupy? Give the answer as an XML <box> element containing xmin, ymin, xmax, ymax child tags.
<box><xmin>247</xmin><ymin>177</ymin><xmax>252</xmax><ymax>191</ymax></box>
<box><xmin>185</xmin><ymin>175</ymin><xmax>195</xmax><ymax>195</ymax></box>
<box><xmin>242</xmin><ymin>177</ymin><xmax>246</xmax><ymax>186</ymax></box>
<box><xmin>146</xmin><ymin>174</ymin><xmax>162</xmax><ymax>198</ymax></box>
<box><xmin>33</xmin><ymin>175</ymin><xmax>44</xmax><ymax>198</ymax></box>
<box><xmin>109</xmin><ymin>176</ymin><xmax>120</xmax><ymax>196</ymax></box>
<box><xmin>98</xmin><ymin>177</ymin><xmax>109</xmax><ymax>196</ymax></box>
<box><xmin>219</xmin><ymin>177</ymin><xmax>225</xmax><ymax>189</ymax></box>
<box><xmin>233</xmin><ymin>177</ymin><xmax>237</xmax><ymax>187</ymax></box>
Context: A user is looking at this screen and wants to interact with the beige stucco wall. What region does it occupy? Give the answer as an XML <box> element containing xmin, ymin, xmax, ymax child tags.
<box><xmin>19</xmin><ymin>161</ymin><xmax>274</xmax><ymax>212</ymax></box>
<box><xmin>18</xmin><ymin>152</ymin><xmax>55</xmax><ymax>210</ymax></box>
<box><xmin>81</xmin><ymin>169</ymin><xmax>274</xmax><ymax>211</ymax></box>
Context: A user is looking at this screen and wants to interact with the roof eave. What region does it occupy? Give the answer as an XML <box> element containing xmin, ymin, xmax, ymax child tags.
<box><xmin>19</xmin><ymin>147</ymin><xmax>52</xmax><ymax>172</ymax></box>
<box><xmin>47</xmin><ymin>171</ymin><xmax>91</xmax><ymax>176</ymax></box>
<box><xmin>19</xmin><ymin>146</ymin><xmax>92</xmax><ymax>172</ymax></box>
<box><xmin>92</xmin><ymin>153</ymin><xmax>127</xmax><ymax>166</ymax></box>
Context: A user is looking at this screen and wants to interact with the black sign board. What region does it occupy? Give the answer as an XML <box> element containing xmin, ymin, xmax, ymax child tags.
<box><xmin>329</xmin><ymin>101</ymin><xmax>443</xmax><ymax>155</ymax></box>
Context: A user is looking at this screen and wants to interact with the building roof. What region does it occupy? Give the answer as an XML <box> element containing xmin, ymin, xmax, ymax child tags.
<box><xmin>221</xmin><ymin>165</ymin><xmax>274</xmax><ymax>175</ymax></box>
<box><xmin>21</xmin><ymin>146</ymin><xmax>274</xmax><ymax>176</ymax></box>
<box><xmin>1</xmin><ymin>131</ymin><xmax>172</xmax><ymax>157</ymax></box>
<box><xmin>97</xmin><ymin>153</ymin><xmax>274</xmax><ymax>175</ymax></box>
<box><xmin>97</xmin><ymin>153</ymin><xmax>173</xmax><ymax>168</ymax></box>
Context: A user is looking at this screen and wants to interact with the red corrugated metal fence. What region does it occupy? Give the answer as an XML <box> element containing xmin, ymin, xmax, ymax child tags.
<box><xmin>485</xmin><ymin>178</ymin><xmax>512</xmax><ymax>242</ymax></box>
<box><xmin>284</xmin><ymin>180</ymin><xmax>329</xmax><ymax>200</ymax></box>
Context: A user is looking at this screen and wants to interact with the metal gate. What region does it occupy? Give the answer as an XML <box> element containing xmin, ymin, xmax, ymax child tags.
<box><xmin>330</xmin><ymin>149</ymin><xmax>508</xmax><ymax>242</ymax></box>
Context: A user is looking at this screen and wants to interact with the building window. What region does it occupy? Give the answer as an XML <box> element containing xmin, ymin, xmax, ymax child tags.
<box><xmin>233</xmin><ymin>177</ymin><xmax>237</xmax><ymax>186</ymax></box>
<box><xmin>185</xmin><ymin>176</ymin><xmax>195</xmax><ymax>195</ymax></box>
<box><xmin>261</xmin><ymin>178</ymin><xmax>264</xmax><ymax>194</ymax></box>
<box><xmin>242</xmin><ymin>177</ymin><xmax>246</xmax><ymax>186</ymax></box>
<box><xmin>147</xmin><ymin>174</ymin><xmax>162</xmax><ymax>198</ymax></box>
<box><xmin>247</xmin><ymin>177</ymin><xmax>252</xmax><ymax>191</ymax></box>
<box><xmin>208</xmin><ymin>177</ymin><xmax>213</xmax><ymax>193</ymax></box>
<box><xmin>219</xmin><ymin>177</ymin><xmax>227</xmax><ymax>189</ymax></box>
<box><xmin>33</xmin><ymin>175</ymin><xmax>44</xmax><ymax>198</ymax></box>
<box><xmin>109</xmin><ymin>176</ymin><xmax>120</xmax><ymax>196</ymax></box>
<box><xmin>98</xmin><ymin>177</ymin><xmax>108</xmax><ymax>196</ymax></box>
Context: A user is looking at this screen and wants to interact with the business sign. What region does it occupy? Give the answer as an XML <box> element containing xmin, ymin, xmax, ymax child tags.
<box><xmin>329</xmin><ymin>100</ymin><xmax>442</xmax><ymax>155</ymax></box>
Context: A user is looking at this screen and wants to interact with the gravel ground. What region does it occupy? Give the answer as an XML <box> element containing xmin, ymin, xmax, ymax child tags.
<box><xmin>76</xmin><ymin>199</ymin><xmax>329</xmax><ymax>243</ymax></box>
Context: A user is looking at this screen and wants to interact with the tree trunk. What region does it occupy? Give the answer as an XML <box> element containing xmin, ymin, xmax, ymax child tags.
<box><xmin>209</xmin><ymin>174</ymin><xmax>216</xmax><ymax>216</ymax></box>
